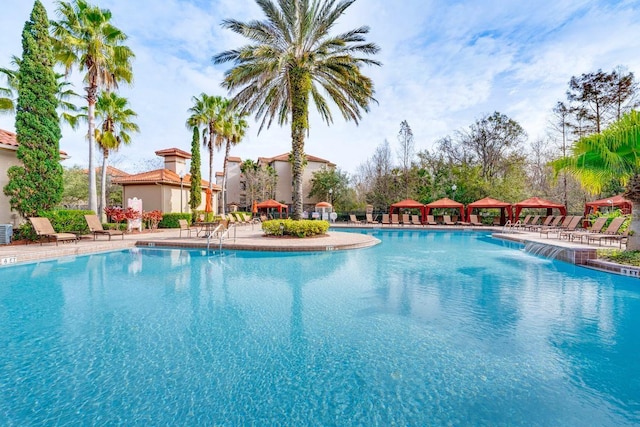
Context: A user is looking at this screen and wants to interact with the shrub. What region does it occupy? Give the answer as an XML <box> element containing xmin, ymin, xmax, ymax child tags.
<box><xmin>262</xmin><ymin>219</ymin><xmax>330</xmax><ymax>237</ymax></box>
<box><xmin>38</xmin><ymin>209</ymin><xmax>94</xmax><ymax>234</ymax></box>
<box><xmin>159</xmin><ymin>213</ymin><xmax>192</xmax><ymax>228</ymax></box>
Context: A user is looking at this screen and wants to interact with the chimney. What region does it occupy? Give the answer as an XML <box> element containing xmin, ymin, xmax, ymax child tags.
<box><xmin>155</xmin><ymin>148</ymin><xmax>191</xmax><ymax>176</ymax></box>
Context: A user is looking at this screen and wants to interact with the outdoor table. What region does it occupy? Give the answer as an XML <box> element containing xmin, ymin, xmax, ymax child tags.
<box><xmin>196</xmin><ymin>221</ymin><xmax>220</xmax><ymax>238</ymax></box>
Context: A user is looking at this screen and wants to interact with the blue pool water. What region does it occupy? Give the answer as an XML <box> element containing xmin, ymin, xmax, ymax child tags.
<box><xmin>1</xmin><ymin>229</ymin><xmax>639</xmax><ymax>426</ymax></box>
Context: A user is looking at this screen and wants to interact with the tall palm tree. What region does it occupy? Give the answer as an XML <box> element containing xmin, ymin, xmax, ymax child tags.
<box><xmin>94</xmin><ymin>91</ymin><xmax>139</xmax><ymax>219</ymax></box>
<box><xmin>213</xmin><ymin>0</ymin><xmax>380</xmax><ymax>219</ymax></box>
<box><xmin>186</xmin><ymin>94</ymin><xmax>226</xmax><ymax>190</ymax></box>
<box><xmin>52</xmin><ymin>0</ymin><xmax>134</xmax><ymax>214</ymax></box>
<box><xmin>219</xmin><ymin>107</ymin><xmax>248</xmax><ymax>214</ymax></box>
<box><xmin>0</xmin><ymin>67</ymin><xmax>18</xmax><ymax>114</ymax></box>
<box><xmin>552</xmin><ymin>110</ymin><xmax>640</xmax><ymax>249</ymax></box>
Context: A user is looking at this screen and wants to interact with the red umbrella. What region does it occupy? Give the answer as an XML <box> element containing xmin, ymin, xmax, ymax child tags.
<box><xmin>252</xmin><ymin>200</ymin><xmax>258</xmax><ymax>214</ymax></box>
<box><xmin>205</xmin><ymin>188</ymin><xmax>213</xmax><ymax>213</ymax></box>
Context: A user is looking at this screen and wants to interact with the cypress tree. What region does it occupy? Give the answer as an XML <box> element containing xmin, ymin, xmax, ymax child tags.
<box><xmin>189</xmin><ymin>127</ymin><xmax>202</xmax><ymax>222</ymax></box>
<box><xmin>4</xmin><ymin>0</ymin><xmax>63</xmax><ymax>218</ymax></box>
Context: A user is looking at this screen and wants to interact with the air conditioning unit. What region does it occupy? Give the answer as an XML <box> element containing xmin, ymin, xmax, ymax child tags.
<box><xmin>0</xmin><ymin>224</ymin><xmax>13</xmax><ymax>245</ymax></box>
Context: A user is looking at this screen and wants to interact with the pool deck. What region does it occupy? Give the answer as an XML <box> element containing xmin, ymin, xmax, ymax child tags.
<box><xmin>0</xmin><ymin>223</ymin><xmax>636</xmax><ymax>278</ymax></box>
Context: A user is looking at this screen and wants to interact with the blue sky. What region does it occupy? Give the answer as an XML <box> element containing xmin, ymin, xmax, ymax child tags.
<box><xmin>1</xmin><ymin>0</ymin><xmax>639</xmax><ymax>176</ymax></box>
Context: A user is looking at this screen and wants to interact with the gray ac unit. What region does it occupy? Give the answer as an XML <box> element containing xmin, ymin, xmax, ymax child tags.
<box><xmin>0</xmin><ymin>224</ymin><xmax>13</xmax><ymax>244</ymax></box>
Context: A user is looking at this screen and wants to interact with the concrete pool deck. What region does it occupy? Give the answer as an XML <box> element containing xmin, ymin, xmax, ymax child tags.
<box><xmin>0</xmin><ymin>223</ymin><xmax>636</xmax><ymax>277</ymax></box>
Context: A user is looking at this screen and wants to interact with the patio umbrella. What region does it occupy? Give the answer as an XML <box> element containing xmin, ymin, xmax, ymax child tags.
<box><xmin>205</xmin><ymin>188</ymin><xmax>213</xmax><ymax>214</ymax></box>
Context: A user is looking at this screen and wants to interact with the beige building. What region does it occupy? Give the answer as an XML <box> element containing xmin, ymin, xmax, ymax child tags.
<box><xmin>217</xmin><ymin>152</ymin><xmax>335</xmax><ymax>212</ymax></box>
<box><xmin>0</xmin><ymin>129</ymin><xmax>20</xmax><ymax>226</ymax></box>
<box><xmin>113</xmin><ymin>148</ymin><xmax>219</xmax><ymax>214</ymax></box>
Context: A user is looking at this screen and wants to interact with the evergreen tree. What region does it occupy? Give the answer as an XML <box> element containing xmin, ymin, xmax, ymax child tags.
<box><xmin>4</xmin><ymin>1</ymin><xmax>63</xmax><ymax>218</ymax></box>
<box><xmin>189</xmin><ymin>127</ymin><xmax>202</xmax><ymax>222</ymax></box>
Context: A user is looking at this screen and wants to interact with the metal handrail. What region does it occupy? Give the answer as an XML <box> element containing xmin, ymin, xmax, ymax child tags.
<box><xmin>206</xmin><ymin>223</ymin><xmax>236</xmax><ymax>253</ymax></box>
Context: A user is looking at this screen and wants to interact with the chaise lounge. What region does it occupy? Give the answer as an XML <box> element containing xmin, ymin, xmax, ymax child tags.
<box><xmin>29</xmin><ymin>217</ymin><xmax>78</xmax><ymax>246</ymax></box>
<box><xmin>85</xmin><ymin>214</ymin><xmax>125</xmax><ymax>240</ymax></box>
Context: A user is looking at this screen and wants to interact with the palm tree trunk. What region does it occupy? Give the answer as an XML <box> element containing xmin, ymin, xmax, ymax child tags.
<box><xmin>208</xmin><ymin>129</ymin><xmax>214</xmax><ymax>193</ymax></box>
<box><xmin>290</xmin><ymin>68</ymin><xmax>310</xmax><ymax>220</ymax></box>
<box><xmin>221</xmin><ymin>139</ymin><xmax>231</xmax><ymax>215</ymax></box>
<box><xmin>87</xmin><ymin>85</ymin><xmax>98</xmax><ymax>213</ymax></box>
<box><xmin>99</xmin><ymin>148</ymin><xmax>108</xmax><ymax>222</ymax></box>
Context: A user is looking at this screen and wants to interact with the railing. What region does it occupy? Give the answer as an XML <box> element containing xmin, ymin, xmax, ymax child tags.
<box><xmin>206</xmin><ymin>223</ymin><xmax>236</xmax><ymax>254</ymax></box>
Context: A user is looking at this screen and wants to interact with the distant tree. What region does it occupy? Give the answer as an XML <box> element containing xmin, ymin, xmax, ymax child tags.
<box><xmin>355</xmin><ymin>140</ymin><xmax>395</xmax><ymax>210</ymax></box>
<box><xmin>4</xmin><ymin>1</ymin><xmax>64</xmax><ymax>217</ymax></box>
<box><xmin>549</xmin><ymin>102</ymin><xmax>572</xmax><ymax>207</ymax></box>
<box><xmin>219</xmin><ymin>105</ymin><xmax>248</xmax><ymax>214</ymax></box>
<box><xmin>186</xmin><ymin>93</ymin><xmax>226</xmax><ymax>190</ymax></box>
<box><xmin>189</xmin><ymin>127</ymin><xmax>202</xmax><ymax>222</ymax></box>
<box><xmin>241</xmin><ymin>160</ymin><xmax>277</xmax><ymax>207</ymax></box>
<box><xmin>52</xmin><ymin>0</ymin><xmax>134</xmax><ymax>214</ymax></box>
<box><xmin>94</xmin><ymin>91</ymin><xmax>139</xmax><ymax>218</ymax></box>
<box><xmin>308</xmin><ymin>168</ymin><xmax>350</xmax><ymax>211</ymax></box>
<box><xmin>213</xmin><ymin>0</ymin><xmax>380</xmax><ymax>219</ymax></box>
<box><xmin>61</xmin><ymin>165</ymin><xmax>89</xmax><ymax>207</ymax></box>
<box><xmin>397</xmin><ymin>120</ymin><xmax>415</xmax><ymax>198</ymax></box>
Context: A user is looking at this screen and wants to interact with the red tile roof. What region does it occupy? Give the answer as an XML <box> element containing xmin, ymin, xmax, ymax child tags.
<box><xmin>0</xmin><ymin>128</ymin><xmax>19</xmax><ymax>148</ymax></box>
<box><xmin>154</xmin><ymin>147</ymin><xmax>191</xmax><ymax>159</ymax></box>
<box><xmin>85</xmin><ymin>166</ymin><xmax>131</xmax><ymax>177</ymax></box>
<box><xmin>113</xmin><ymin>168</ymin><xmax>218</xmax><ymax>190</ymax></box>
<box><xmin>227</xmin><ymin>156</ymin><xmax>242</xmax><ymax>162</ymax></box>
<box><xmin>0</xmin><ymin>127</ymin><xmax>68</xmax><ymax>157</ymax></box>
<box><xmin>260</xmin><ymin>152</ymin><xmax>335</xmax><ymax>166</ymax></box>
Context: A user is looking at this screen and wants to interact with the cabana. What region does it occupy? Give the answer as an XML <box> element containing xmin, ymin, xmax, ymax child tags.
<box><xmin>514</xmin><ymin>197</ymin><xmax>566</xmax><ymax>220</ymax></box>
<box><xmin>466</xmin><ymin>197</ymin><xmax>513</xmax><ymax>225</ymax></box>
<box><xmin>425</xmin><ymin>197</ymin><xmax>465</xmax><ymax>222</ymax></box>
<box><xmin>256</xmin><ymin>199</ymin><xmax>289</xmax><ymax>218</ymax></box>
<box><xmin>584</xmin><ymin>194</ymin><xmax>632</xmax><ymax>215</ymax></box>
<box><xmin>390</xmin><ymin>199</ymin><xmax>425</xmax><ymax>218</ymax></box>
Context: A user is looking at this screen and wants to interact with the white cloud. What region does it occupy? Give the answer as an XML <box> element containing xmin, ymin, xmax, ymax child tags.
<box><xmin>1</xmin><ymin>0</ymin><xmax>638</xmax><ymax>177</ymax></box>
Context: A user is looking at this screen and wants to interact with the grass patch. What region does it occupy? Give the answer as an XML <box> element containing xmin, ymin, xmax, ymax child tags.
<box><xmin>598</xmin><ymin>249</ymin><xmax>640</xmax><ymax>266</ymax></box>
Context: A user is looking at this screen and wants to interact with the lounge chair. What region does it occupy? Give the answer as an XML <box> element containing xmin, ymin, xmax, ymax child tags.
<box><xmin>178</xmin><ymin>219</ymin><xmax>199</xmax><ymax>238</ymax></box>
<box><xmin>401</xmin><ymin>214</ymin><xmax>410</xmax><ymax>225</ymax></box>
<box><xmin>29</xmin><ymin>217</ymin><xmax>78</xmax><ymax>246</ymax></box>
<box><xmin>468</xmin><ymin>215</ymin><xmax>483</xmax><ymax>226</ymax></box>
<box><xmin>85</xmin><ymin>214</ymin><xmax>125</xmax><ymax>240</ymax></box>
<box><xmin>349</xmin><ymin>214</ymin><xmax>363</xmax><ymax>225</ymax></box>
<box><xmin>562</xmin><ymin>216</ymin><xmax>607</xmax><ymax>243</ymax></box>
<box><xmin>523</xmin><ymin>215</ymin><xmax>540</xmax><ymax>230</ymax></box>
<box><xmin>366</xmin><ymin>214</ymin><xmax>378</xmax><ymax>224</ymax></box>
<box><xmin>391</xmin><ymin>213</ymin><xmax>400</xmax><ymax>225</ymax></box>
<box><xmin>381</xmin><ymin>213</ymin><xmax>390</xmax><ymax>225</ymax></box>
<box><xmin>425</xmin><ymin>215</ymin><xmax>437</xmax><ymax>225</ymax></box>
<box><xmin>541</xmin><ymin>216</ymin><xmax>582</xmax><ymax>238</ymax></box>
<box><xmin>586</xmin><ymin>217</ymin><xmax>626</xmax><ymax>246</ymax></box>
<box><xmin>442</xmin><ymin>215</ymin><xmax>455</xmax><ymax>225</ymax></box>
<box><xmin>411</xmin><ymin>215</ymin><xmax>422</xmax><ymax>226</ymax></box>
<box><xmin>514</xmin><ymin>215</ymin><xmax>532</xmax><ymax>229</ymax></box>
<box><xmin>529</xmin><ymin>215</ymin><xmax>554</xmax><ymax>231</ymax></box>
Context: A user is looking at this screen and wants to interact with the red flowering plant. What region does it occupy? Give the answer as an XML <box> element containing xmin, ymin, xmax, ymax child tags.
<box><xmin>104</xmin><ymin>207</ymin><xmax>142</xmax><ymax>231</ymax></box>
<box><xmin>143</xmin><ymin>210</ymin><xmax>163</xmax><ymax>231</ymax></box>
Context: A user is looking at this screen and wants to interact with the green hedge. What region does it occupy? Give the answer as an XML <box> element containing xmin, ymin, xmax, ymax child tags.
<box><xmin>262</xmin><ymin>219</ymin><xmax>330</xmax><ymax>237</ymax></box>
<box><xmin>39</xmin><ymin>209</ymin><xmax>94</xmax><ymax>234</ymax></box>
<box><xmin>159</xmin><ymin>213</ymin><xmax>193</xmax><ymax>229</ymax></box>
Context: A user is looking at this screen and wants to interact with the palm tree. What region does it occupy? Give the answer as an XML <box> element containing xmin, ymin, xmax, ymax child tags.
<box><xmin>220</xmin><ymin>107</ymin><xmax>248</xmax><ymax>214</ymax></box>
<box><xmin>52</xmin><ymin>0</ymin><xmax>134</xmax><ymax>214</ymax></box>
<box><xmin>0</xmin><ymin>67</ymin><xmax>18</xmax><ymax>114</ymax></box>
<box><xmin>552</xmin><ymin>110</ymin><xmax>640</xmax><ymax>249</ymax></box>
<box><xmin>94</xmin><ymin>91</ymin><xmax>139</xmax><ymax>219</ymax></box>
<box><xmin>186</xmin><ymin>94</ymin><xmax>227</xmax><ymax>191</ymax></box>
<box><xmin>213</xmin><ymin>0</ymin><xmax>380</xmax><ymax>219</ymax></box>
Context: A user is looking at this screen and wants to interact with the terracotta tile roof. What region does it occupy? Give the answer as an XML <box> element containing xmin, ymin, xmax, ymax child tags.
<box><xmin>1</xmin><ymin>127</ymin><xmax>68</xmax><ymax>158</ymax></box>
<box><xmin>154</xmin><ymin>147</ymin><xmax>191</xmax><ymax>159</ymax></box>
<box><xmin>261</xmin><ymin>152</ymin><xmax>335</xmax><ymax>166</ymax></box>
<box><xmin>112</xmin><ymin>168</ymin><xmax>218</xmax><ymax>190</ymax></box>
<box><xmin>227</xmin><ymin>156</ymin><xmax>242</xmax><ymax>162</ymax></box>
<box><xmin>0</xmin><ymin>128</ymin><xmax>18</xmax><ymax>148</ymax></box>
<box><xmin>85</xmin><ymin>166</ymin><xmax>131</xmax><ymax>177</ymax></box>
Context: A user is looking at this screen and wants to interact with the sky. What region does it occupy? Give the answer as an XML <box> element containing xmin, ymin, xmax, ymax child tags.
<box><xmin>1</xmin><ymin>0</ymin><xmax>639</xmax><ymax>178</ymax></box>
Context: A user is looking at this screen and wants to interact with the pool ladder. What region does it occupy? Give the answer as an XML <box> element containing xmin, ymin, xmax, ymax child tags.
<box><xmin>206</xmin><ymin>223</ymin><xmax>236</xmax><ymax>254</ymax></box>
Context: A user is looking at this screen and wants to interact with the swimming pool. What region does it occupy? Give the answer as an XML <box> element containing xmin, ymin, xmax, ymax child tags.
<box><xmin>1</xmin><ymin>229</ymin><xmax>638</xmax><ymax>425</ymax></box>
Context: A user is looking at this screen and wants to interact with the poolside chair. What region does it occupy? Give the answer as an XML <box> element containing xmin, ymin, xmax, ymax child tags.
<box><xmin>401</xmin><ymin>214</ymin><xmax>411</xmax><ymax>225</ymax></box>
<box><xmin>541</xmin><ymin>216</ymin><xmax>582</xmax><ymax>238</ymax></box>
<box><xmin>381</xmin><ymin>213</ymin><xmax>390</xmax><ymax>225</ymax></box>
<box><xmin>391</xmin><ymin>213</ymin><xmax>400</xmax><ymax>225</ymax></box>
<box><xmin>529</xmin><ymin>215</ymin><xmax>554</xmax><ymax>232</ymax></box>
<box><xmin>442</xmin><ymin>215</ymin><xmax>455</xmax><ymax>225</ymax></box>
<box><xmin>411</xmin><ymin>215</ymin><xmax>422</xmax><ymax>226</ymax></box>
<box><xmin>29</xmin><ymin>217</ymin><xmax>78</xmax><ymax>246</ymax></box>
<box><xmin>586</xmin><ymin>217</ymin><xmax>626</xmax><ymax>246</ymax></box>
<box><xmin>426</xmin><ymin>215</ymin><xmax>437</xmax><ymax>225</ymax></box>
<box><xmin>562</xmin><ymin>216</ymin><xmax>607</xmax><ymax>243</ymax></box>
<box><xmin>85</xmin><ymin>214</ymin><xmax>125</xmax><ymax>241</ymax></box>
<box><xmin>523</xmin><ymin>215</ymin><xmax>540</xmax><ymax>230</ymax></box>
<box><xmin>366</xmin><ymin>213</ymin><xmax>378</xmax><ymax>224</ymax></box>
<box><xmin>468</xmin><ymin>215</ymin><xmax>483</xmax><ymax>226</ymax></box>
<box><xmin>514</xmin><ymin>215</ymin><xmax>532</xmax><ymax>229</ymax></box>
<box><xmin>349</xmin><ymin>214</ymin><xmax>363</xmax><ymax>225</ymax></box>
<box><xmin>178</xmin><ymin>219</ymin><xmax>199</xmax><ymax>238</ymax></box>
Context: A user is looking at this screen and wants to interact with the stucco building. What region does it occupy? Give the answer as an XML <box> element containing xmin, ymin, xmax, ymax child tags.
<box><xmin>0</xmin><ymin>129</ymin><xmax>21</xmax><ymax>226</ymax></box>
<box><xmin>113</xmin><ymin>148</ymin><xmax>219</xmax><ymax>214</ymax></box>
<box><xmin>216</xmin><ymin>153</ymin><xmax>335</xmax><ymax>212</ymax></box>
